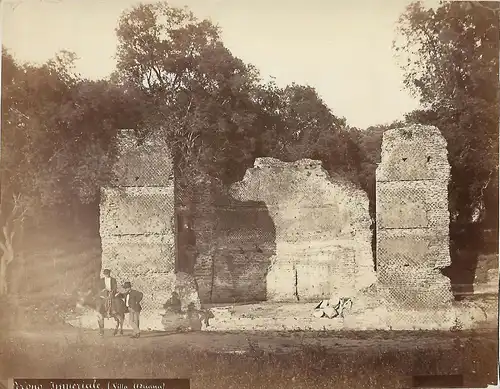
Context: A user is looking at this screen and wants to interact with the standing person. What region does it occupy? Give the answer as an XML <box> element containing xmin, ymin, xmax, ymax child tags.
<box><xmin>100</xmin><ymin>269</ymin><xmax>117</xmax><ymax>317</ymax></box>
<box><xmin>121</xmin><ymin>281</ymin><xmax>143</xmax><ymax>338</ymax></box>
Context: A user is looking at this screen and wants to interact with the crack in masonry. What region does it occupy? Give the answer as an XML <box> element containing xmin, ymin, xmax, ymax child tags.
<box><xmin>209</xmin><ymin>249</ymin><xmax>216</xmax><ymax>304</ymax></box>
<box><xmin>294</xmin><ymin>266</ymin><xmax>300</xmax><ymax>302</ymax></box>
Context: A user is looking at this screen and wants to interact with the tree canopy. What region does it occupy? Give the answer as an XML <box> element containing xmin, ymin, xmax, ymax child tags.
<box><xmin>1</xmin><ymin>0</ymin><xmax>497</xmax><ymax>249</ymax></box>
<box><xmin>1</xmin><ymin>49</ymin><xmax>142</xmax><ymax>225</ymax></box>
<box><xmin>111</xmin><ymin>2</ymin><xmax>355</xmax><ymax>188</ymax></box>
<box><xmin>394</xmin><ymin>0</ymin><xmax>499</xmax><ymax>230</ymax></box>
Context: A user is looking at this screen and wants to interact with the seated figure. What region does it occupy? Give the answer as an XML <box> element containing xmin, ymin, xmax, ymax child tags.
<box><xmin>163</xmin><ymin>291</ymin><xmax>182</xmax><ymax>314</ymax></box>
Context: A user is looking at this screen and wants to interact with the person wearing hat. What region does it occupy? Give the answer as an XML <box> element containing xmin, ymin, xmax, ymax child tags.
<box><xmin>121</xmin><ymin>281</ymin><xmax>143</xmax><ymax>338</ymax></box>
<box><xmin>100</xmin><ymin>269</ymin><xmax>118</xmax><ymax>317</ymax></box>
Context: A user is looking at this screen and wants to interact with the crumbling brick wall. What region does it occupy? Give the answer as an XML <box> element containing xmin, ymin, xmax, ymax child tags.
<box><xmin>100</xmin><ymin>130</ymin><xmax>176</xmax><ymax>312</ymax></box>
<box><xmin>376</xmin><ymin>124</ymin><xmax>454</xmax><ymax>308</ymax></box>
<box><xmin>230</xmin><ymin>158</ymin><xmax>376</xmax><ymax>302</ymax></box>
<box><xmin>192</xmin><ymin>180</ymin><xmax>276</xmax><ymax>303</ymax></box>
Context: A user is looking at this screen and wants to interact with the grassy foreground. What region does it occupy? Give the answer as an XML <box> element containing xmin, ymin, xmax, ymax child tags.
<box><xmin>0</xmin><ymin>326</ymin><xmax>498</xmax><ymax>389</ymax></box>
<box><xmin>1</xmin><ymin>231</ymin><xmax>498</xmax><ymax>388</ymax></box>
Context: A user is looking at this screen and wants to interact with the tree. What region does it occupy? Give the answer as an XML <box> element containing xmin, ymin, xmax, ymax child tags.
<box><xmin>112</xmin><ymin>2</ymin><xmax>269</xmax><ymax>273</ymax></box>
<box><xmin>112</xmin><ymin>2</ymin><xmax>367</xmax><ymax>275</ymax></box>
<box><xmin>113</xmin><ymin>1</ymin><xmax>365</xmax><ymax>187</ymax></box>
<box><xmin>2</xmin><ymin>49</ymin><xmax>86</xmax><ymax>212</ymax></box>
<box><xmin>348</xmin><ymin>120</ymin><xmax>405</xmax><ymax>217</ymax></box>
<box><xmin>113</xmin><ymin>2</ymin><xmax>261</xmax><ymax>185</ymax></box>
<box><xmin>0</xmin><ymin>194</ymin><xmax>29</xmax><ymax>295</ymax></box>
<box><xmin>2</xmin><ymin>48</ymin><xmax>144</xmax><ymax>228</ymax></box>
<box><xmin>252</xmin><ymin>81</ymin><xmax>360</xmax><ymax>183</ymax></box>
<box><xmin>394</xmin><ymin>1</ymin><xmax>499</xmax><ymax>231</ymax></box>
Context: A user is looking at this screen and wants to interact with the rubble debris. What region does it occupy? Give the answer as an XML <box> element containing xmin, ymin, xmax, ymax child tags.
<box><xmin>313</xmin><ymin>297</ymin><xmax>353</xmax><ymax>319</ymax></box>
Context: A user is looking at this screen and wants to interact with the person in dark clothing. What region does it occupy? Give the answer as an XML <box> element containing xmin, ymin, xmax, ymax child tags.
<box><xmin>120</xmin><ymin>281</ymin><xmax>143</xmax><ymax>338</ymax></box>
<box><xmin>100</xmin><ymin>269</ymin><xmax>117</xmax><ymax>317</ymax></box>
<box><xmin>163</xmin><ymin>291</ymin><xmax>182</xmax><ymax>314</ymax></box>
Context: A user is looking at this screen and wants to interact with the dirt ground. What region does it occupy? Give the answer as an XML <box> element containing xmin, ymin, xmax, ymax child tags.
<box><xmin>2</xmin><ymin>232</ymin><xmax>498</xmax><ymax>389</ymax></box>
<box><xmin>1</xmin><ymin>322</ymin><xmax>498</xmax><ymax>389</ymax></box>
<box><xmin>68</xmin><ymin>297</ymin><xmax>498</xmax><ymax>332</ymax></box>
<box><xmin>1</xmin><ymin>287</ymin><xmax>498</xmax><ymax>389</ymax></box>
<box><xmin>2</xmin><ymin>326</ymin><xmax>484</xmax><ymax>354</ymax></box>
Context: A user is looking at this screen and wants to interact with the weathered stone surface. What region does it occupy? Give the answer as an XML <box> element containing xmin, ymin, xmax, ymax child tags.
<box><xmin>100</xmin><ymin>236</ymin><xmax>176</xmax><ymax>312</ymax></box>
<box><xmin>100</xmin><ymin>129</ymin><xmax>179</xmax><ymax>313</ymax></box>
<box><xmin>193</xmin><ymin>252</ymin><xmax>215</xmax><ymax>302</ymax></box>
<box><xmin>100</xmin><ymin>186</ymin><xmax>175</xmax><ymax>235</ymax></box>
<box><xmin>112</xmin><ymin>129</ymin><xmax>174</xmax><ymax>187</ymax></box>
<box><xmin>376</xmin><ymin>125</ymin><xmax>450</xmax><ymax>182</ymax></box>
<box><xmin>192</xmin><ymin>194</ymin><xmax>276</xmax><ymax>303</ymax></box>
<box><xmin>376</xmin><ymin>229</ymin><xmax>451</xmax><ymax>269</ymax></box>
<box><xmin>376</xmin><ymin>124</ymin><xmax>453</xmax><ymax>308</ymax></box>
<box><xmin>101</xmin><ymin>235</ymin><xmax>175</xmax><ymax>272</ymax></box>
<box><xmin>377</xmin><ymin>181</ymin><xmax>449</xmax><ymax>230</ymax></box>
<box><xmin>174</xmin><ymin>272</ymin><xmax>201</xmax><ymax>311</ymax></box>
<box><xmin>230</xmin><ymin>157</ymin><xmax>376</xmax><ymax>301</ymax></box>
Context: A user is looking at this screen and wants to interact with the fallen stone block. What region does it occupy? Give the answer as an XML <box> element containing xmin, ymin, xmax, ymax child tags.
<box><xmin>313</xmin><ymin>297</ymin><xmax>352</xmax><ymax>319</ymax></box>
<box><xmin>323</xmin><ymin>306</ymin><xmax>338</xmax><ymax>319</ymax></box>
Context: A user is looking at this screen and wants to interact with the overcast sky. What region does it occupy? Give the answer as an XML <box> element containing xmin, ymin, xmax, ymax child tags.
<box><xmin>2</xmin><ymin>0</ymin><xmax>439</xmax><ymax>129</ymax></box>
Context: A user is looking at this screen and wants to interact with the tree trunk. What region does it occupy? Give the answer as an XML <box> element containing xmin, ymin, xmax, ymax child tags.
<box><xmin>20</xmin><ymin>224</ymin><xmax>26</xmax><ymax>290</ymax></box>
<box><xmin>0</xmin><ymin>256</ymin><xmax>7</xmax><ymax>295</ymax></box>
<box><xmin>0</xmin><ymin>223</ymin><xmax>16</xmax><ymax>296</ymax></box>
<box><xmin>0</xmin><ymin>193</ymin><xmax>26</xmax><ymax>296</ymax></box>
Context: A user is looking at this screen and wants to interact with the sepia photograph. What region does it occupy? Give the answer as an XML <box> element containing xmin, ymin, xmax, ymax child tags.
<box><xmin>0</xmin><ymin>0</ymin><xmax>498</xmax><ymax>388</ymax></box>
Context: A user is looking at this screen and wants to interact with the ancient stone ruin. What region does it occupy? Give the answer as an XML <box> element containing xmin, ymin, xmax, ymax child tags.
<box><xmin>193</xmin><ymin>193</ymin><xmax>276</xmax><ymax>303</ymax></box>
<box><xmin>163</xmin><ymin>171</ymin><xmax>276</xmax><ymax>304</ymax></box>
<box><xmin>376</xmin><ymin>124</ymin><xmax>454</xmax><ymax>308</ymax></box>
<box><xmin>230</xmin><ymin>158</ymin><xmax>376</xmax><ymax>302</ymax></box>
<box><xmin>96</xmin><ymin>124</ymin><xmax>457</xmax><ymax>328</ymax></box>
<box><xmin>100</xmin><ymin>130</ymin><xmax>178</xmax><ymax>315</ymax></box>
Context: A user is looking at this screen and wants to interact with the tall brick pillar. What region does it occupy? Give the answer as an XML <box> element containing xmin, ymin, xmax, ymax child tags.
<box><xmin>376</xmin><ymin>125</ymin><xmax>454</xmax><ymax>308</ymax></box>
<box><xmin>100</xmin><ymin>130</ymin><xmax>176</xmax><ymax>317</ymax></box>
